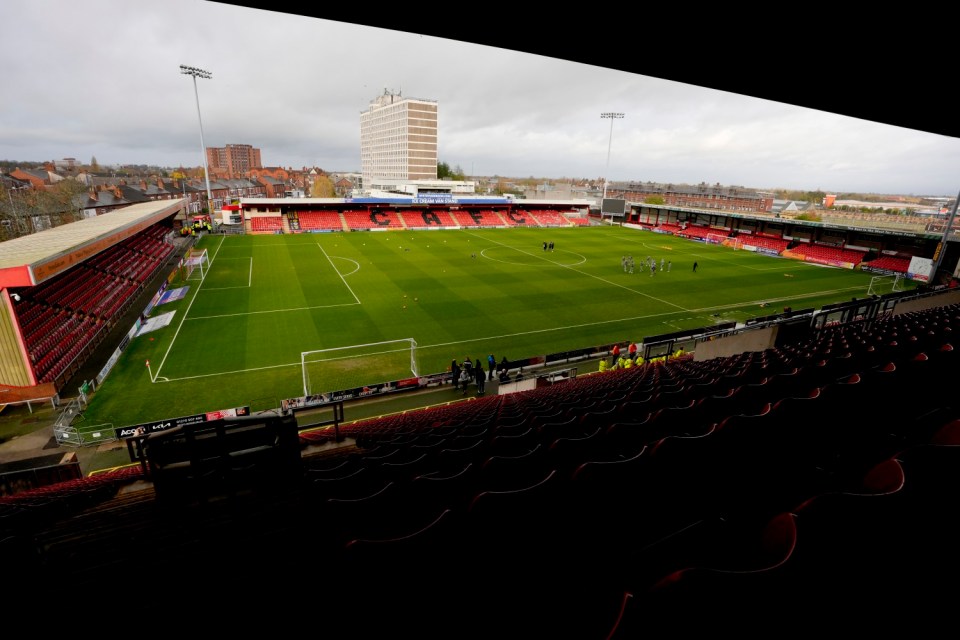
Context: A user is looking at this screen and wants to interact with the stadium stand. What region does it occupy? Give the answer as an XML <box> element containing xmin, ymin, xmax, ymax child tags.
<box><xmin>11</xmin><ymin>220</ymin><xmax>176</xmax><ymax>385</ymax></box>
<box><xmin>297</xmin><ymin>210</ymin><xmax>345</xmax><ymax>231</ymax></box>
<box><xmin>675</xmin><ymin>224</ymin><xmax>718</xmax><ymax>240</ymax></box>
<box><xmin>452</xmin><ymin>209</ymin><xmax>503</xmax><ymax>227</ymax></box>
<box><xmin>248</xmin><ymin>215</ymin><xmax>284</xmax><ymax>233</ymax></box>
<box><xmin>343</xmin><ymin>210</ymin><xmax>404</xmax><ymax>230</ymax></box>
<box><xmin>400</xmin><ymin>209</ymin><xmax>458</xmax><ymax>228</ymax></box>
<box><xmin>862</xmin><ymin>254</ymin><xmax>912</xmax><ymax>273</ymax></box>
<box><xmin>527</xmin><ymin>209</ymin><xmax>569</xmax><ymax>226</ymax></box>
<box><xmin>783</xmin><ymin>242</ymin><xmax>868</xmax><ymax>265</ymax></box>
<box><xmin>564</xmin><ymin>214</ymin><xmax>591</xmax><ymax>226</ymax></box>
<box><xmin>737</xmin><ymin>234</ymin><xmax>790</xmax><ymax>253</ymax></box>
<box><xmin>2</xmin><ymin>293</ymin><xmax>960</xmax><ymax>630</ymax></box>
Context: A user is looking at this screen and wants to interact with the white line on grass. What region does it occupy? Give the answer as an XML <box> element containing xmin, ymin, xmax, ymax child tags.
<box><xmin>151</xmin><ymin>234</ymin><xmax>225</xmax><ymax>381</ymax></box>
<box><xmin>417</xmin><ymin>283</ymin><xmax>868</xmax><ymax>352</ymax></box>
<box><xmin>464</xmin><ymin>230</ymin><xmax>690</xmax><ymax>312</ymax></box>
<box><xmin>153</xmin><ymin>281</ymin><xmax>869</xmax><ymax>384</ymax></box>
<box><xmin>153</xmin><ymin>359</ymin><xmax>303</xmax><ymax>384</ymax></box>
<box><xmin>319</xmin><ymin>242</ymin><xmax>361</xmax><ymax>304</ymax></box>
<box><xmin>332</xmin><ymin>257</ymin><xmax>361</xmax><ymax>276</ymax></box>
<box><xmin>186</xmin><ymin>302</ymin><xmax>361</xmax><ymax>321</ymax></box>
<box><xmin>204</xmin><ymin>257</ymin><xmax>254</xmax><ymax>290</ymax></box>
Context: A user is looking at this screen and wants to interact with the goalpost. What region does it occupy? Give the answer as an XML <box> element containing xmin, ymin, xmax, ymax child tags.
<box><xmin>301</xmin><ymin>338</ymin><xmax>419</xmax><ymax>397</ymax></box>
<box><xmin>705</xmin><ymin>232</ymin><xmax>729</xmax><ymax>246</ymax></box>
<box><xmin>867</xmin><ymin>273</ymin><xmax>904</xmax><ymax>296</ymax></box>
<box><xmin>181</xmin><ymin>248</ymin><xmax>210</xmax><ymax>281</ymax></box>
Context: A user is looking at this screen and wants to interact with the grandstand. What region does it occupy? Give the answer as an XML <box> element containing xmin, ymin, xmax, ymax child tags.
<box><xmin>0</xmin><ymin>200</ymin><xmax>185</xmax><ymax>398</ymax></box>
<box><xmin>1</xmin><ymin>287</ymin><xmax>959</xmax><ymax>631</ymax></box>
<box><xmin>2</xmin><ymin>193</ymin><xmax>960</xmax><ymax>629</ymax></box>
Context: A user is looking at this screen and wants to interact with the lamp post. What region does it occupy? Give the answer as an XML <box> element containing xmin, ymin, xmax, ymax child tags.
<box><xmin>600</xmin><ymin>112</ymin><xmax>624</xmax><ymax>202</ymax></box>
<box><xmin>180</xmin><ymin>64</ymin><xmax>215</xmax><ymax>219</ymax></box>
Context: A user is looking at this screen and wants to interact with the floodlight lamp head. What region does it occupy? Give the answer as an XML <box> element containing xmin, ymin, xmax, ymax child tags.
<box><xmin>180</xmin><ymin>65</ymin><xmax>212</xmax><ymax>79</ymax></box>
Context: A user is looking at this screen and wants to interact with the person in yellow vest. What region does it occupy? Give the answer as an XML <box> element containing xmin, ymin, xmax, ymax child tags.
<box><xmin>598</xmin><ymin>358</ymin><xmax>609</xmax><ymax>373</ymax></box>
<box><xmin>623</xmin><ymin>357</ymin><xmax>633</xmax><ymax>369</ymax></box>
<box><xmin>635</xmin><ymin>355</ymin><xmax>644</xmax><ymax>367</ymax></box>
<box><xmin>673</xmin><ymin>347</ymin><xmax>685</xmax><ymax>359</ymax></box>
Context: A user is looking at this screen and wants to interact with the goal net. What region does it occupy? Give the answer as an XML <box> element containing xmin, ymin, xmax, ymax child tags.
<box><xmin>705</xmin><ymin>232</ymin><xmax>729</xmax><ymax>246</ymax></box>
<box><xmin>301</xmin><ymin>338</ymin><xmax>419</xmax><ymax>396</ymax></box>
<box><xmin>866</xmin><ymin>274</ymin><xmax>904</xmax><ymax>296</ymax></box>
<box><xmin>182</xmin><ymin>248</ymin><xmax>210</xmax><ymax>281</ymax></box>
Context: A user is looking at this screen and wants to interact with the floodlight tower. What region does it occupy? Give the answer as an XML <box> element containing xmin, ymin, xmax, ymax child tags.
<box><xmin>600</xmin><ymin>112</ymin><xmax>624</xmax><ymax>201</ymax></box>
<box><xmin>180</xmin><ymin>64</ymin><xmax>215</xmax><ymax>218</ymax></box>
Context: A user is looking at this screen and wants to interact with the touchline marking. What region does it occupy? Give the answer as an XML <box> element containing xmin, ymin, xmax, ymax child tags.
<box><xmin>463</xmin><ymin>230</ymin><xmax>690</xmax><ymax>312</ymax></box>
<box><xmin>151</xmin><ymin>234</ymin><xmax>225</xmax><ymax>381</ymax></box>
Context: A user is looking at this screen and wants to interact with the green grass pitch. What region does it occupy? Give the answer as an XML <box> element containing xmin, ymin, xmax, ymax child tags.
<box><xmin>80</xmin><ymin>225</ymin><xmax>912</xmax><ymax>428</ymax></box>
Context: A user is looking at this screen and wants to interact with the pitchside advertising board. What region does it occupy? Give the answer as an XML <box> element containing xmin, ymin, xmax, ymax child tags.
<box><xmin>115</xmin><ymin>406</ymin><xmax>250</xmax><ymax>439</ymax></box>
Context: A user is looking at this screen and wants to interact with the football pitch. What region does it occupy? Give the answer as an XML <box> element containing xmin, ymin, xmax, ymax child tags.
<box><xmin>80</xmin><ymin>225</ymin><xmax>912</xmax><ymax>428</ymax></box>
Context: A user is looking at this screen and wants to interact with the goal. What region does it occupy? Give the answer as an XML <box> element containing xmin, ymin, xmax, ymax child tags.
<box><xmin>181</xmin><ymin>247</ymin><xmax>210</xmax><ymax>281</ymax></box>
<box><xmin>705</xmin><ymin>232</ymin><xmax>729</xmax><ymax>246</ymax></box>
<box><xmin>301</xmin><ymin>338</ymin><xmax>419</xmax><ymax>396</ymax></box>
<box><xmin>867</xmin><ymin>274</ymin><xmax>904</xmax><ymax>296</ymax></box>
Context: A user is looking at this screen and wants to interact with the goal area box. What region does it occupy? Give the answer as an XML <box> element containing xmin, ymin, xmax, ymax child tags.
<box><xmin>301</xmin><ymin>338</ymin><xmax>419</xmax><ymax>397</ymax></box>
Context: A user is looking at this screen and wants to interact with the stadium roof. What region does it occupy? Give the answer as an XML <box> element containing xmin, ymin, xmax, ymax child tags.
<box><xmin>0</xmin><ymin>199</ymin><xmax>183</xmax><ymax>289</ymax></box>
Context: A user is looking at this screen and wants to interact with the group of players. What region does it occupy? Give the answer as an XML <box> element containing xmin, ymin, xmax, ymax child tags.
<box><xmin>621</xmin><ymin>255</ymin><xmax>671</xmax><ymax>275</ymax></box>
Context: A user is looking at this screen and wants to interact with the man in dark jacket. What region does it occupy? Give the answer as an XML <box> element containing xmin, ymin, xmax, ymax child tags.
<box><xmin>474</xmin><ymin>358</ymin><xmax>486</xmax><ymax>395</ymax></box>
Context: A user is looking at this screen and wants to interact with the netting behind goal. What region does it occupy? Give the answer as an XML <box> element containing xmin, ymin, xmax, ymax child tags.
<box><xmin>301</xmin><ymin>338</ymin><xmax>419</xmax><ymax>396</ymax></box>
<box><xmin>867</xmin><ymin>274</ymin><xmax>904</xmax><ymax>296</ymax></box>
<box><xmin>183</xmin><ymin>248</ymin><xmax>210</xmax><ymax>281</ymax></box>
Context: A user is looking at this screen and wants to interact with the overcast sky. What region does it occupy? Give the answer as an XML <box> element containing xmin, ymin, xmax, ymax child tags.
<box><xmin>3</xmin><ymin>1</ymin><xmax>959</xmax><ymax>196</ymax></box>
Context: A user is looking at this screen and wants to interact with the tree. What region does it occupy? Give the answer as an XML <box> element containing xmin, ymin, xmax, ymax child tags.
<box><xmin>90</xmin><ymin>156</ymin><xmax>100</xmax><ymax>171</ymax></box>
<box><xmin>311</xmin><ymin>174</ymin><xmax>336</xmax><ymax>198</ymax></box>
<box><xmin>437</xmin><ymin>161</ymin><xmax>452</xmax><ymax>179</ymax></box>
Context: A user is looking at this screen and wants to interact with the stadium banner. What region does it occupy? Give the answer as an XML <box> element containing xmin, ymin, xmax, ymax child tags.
<box><xmin>281</xmin><ymin>377</ymin><xmax>420</xmax><ymax>411</ymax></box>
<box><xmin>545</xmin><ymin>344</ymin><xmax>611</xmax><ymax>365</ymax></box>
<box><xmin>418</xmin><ymin>372</ymin><xmax>453</xmax><ymax>388</ymax></box>
<box><xmin>907</xmin><ymin>256</ymin><xmax>933</xmax><ymax>282</ymax></box>
<box><xmin>143</xmin><ymin>282</ymin><xmax>168</xmax><ymax>317</ymax></box>
<box><xmin>861</xmin><ymin>265</ymin><xmax>902</xmax><ymax>277</ymax></box>
<box><xmin>802</xmin><ymin>255</ymin><xmax>854</xmax><ymax>269</ymax></box>
<box><xmin>756</xmin><ymin>247</ymin><xmax>782</xmax><ymax>257</ymax></box>
<box><xmin>115</xmin><ymin>405</ymin><xmax>250</xmax><ymax>439</ymax></box>
<box><xmin>95</xmin><ymin>320</ymin><xmax>142</xmax><ymax>386</ymax></box>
